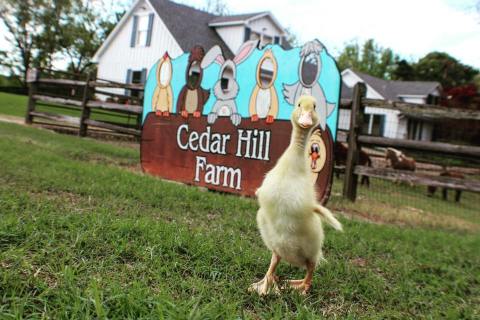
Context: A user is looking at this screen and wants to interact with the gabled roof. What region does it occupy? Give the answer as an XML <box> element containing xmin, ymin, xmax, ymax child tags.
<box><xmin>341</xmin><ymin>82</ymin><xmax>354</xmax><ymax>99</ymax></box>
<box><xmin>208</xmin><ymin>11</ymin><xmax>286</xmax><ymax>35</ymax></box>
<box><xmin>209</xmin><ymin>12</ymin><xmax>267</xmax><ymax>25</ymax></box>
<box><xmin>350</xmin><ymin>70</ymin><xmax>441</xmax><ymax>101</ymax></box>
<box><xmin>149</xmin><ymin>0</ymin><xmax>234</xmax><ymax>58</ymax></box>
<box><xmin>94</xmin><ymin>0</ymin><xmax>290</xmax><ymax>62</ymax></box>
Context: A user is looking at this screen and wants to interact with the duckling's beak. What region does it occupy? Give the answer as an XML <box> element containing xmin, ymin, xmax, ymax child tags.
<box><xmin>298</xmin><ymin>111</ymin><xmax>313</xmax><ymax>128</ymax></box>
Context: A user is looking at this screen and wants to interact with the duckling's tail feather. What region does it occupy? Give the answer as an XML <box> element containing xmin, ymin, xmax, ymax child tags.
<box><xmin>314</xmin><ymin>205</ymin><xmax>343</xmax><ymax>232</ymax></box>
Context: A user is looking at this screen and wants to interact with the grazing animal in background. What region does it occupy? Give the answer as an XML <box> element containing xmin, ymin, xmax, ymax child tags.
<box><xmin>249</xmin><ymin>96</ymin><xmax>343</xmax><ymax>296</ymax></box>
<box><xmin>282</xmin><ymin>39</ymin><xmax>335</xmax><ymax>131</ymax></box>
<box><xmin>177</xmin><ymin>46</ymin><xmax>210</xmax><ymax>119</ymax></box>
<box><xmin>152</xmin><ymin>52</ymin><xmax>174</xmax><ymax>117</ymax></box>
<box><xmin>427</xmin><ymin>169</ymin><xmax>465</xmax><ymax>202</ymax></box>
<box><xmin>334</xmin><ymin>142</ymin><xmax>372</xmax><ymax>187</ymax></box>
<box><xmin>249</xmin><ymin>49</ymin><xmax>279</xmax><ymax>124</ymax></box>
<box><xmin>201</xmin><ymin>40</ymin><xmax>258</xmax><ymax>126</ymax></box>
<box><xmin>385</xmin><ymin>147</ymin><xmax>416</xmax><ymax>171</ymax></box>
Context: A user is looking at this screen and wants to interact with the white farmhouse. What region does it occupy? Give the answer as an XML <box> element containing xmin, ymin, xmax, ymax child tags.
<box><xmin>340</xmin><ymin>69</ymin><xmax>442</xmax><ymax>141</ymax></box>
<box><xmin>92</xmin><ymin>0</ymin><xmax>288</xmax><ymax>96</ymax></box>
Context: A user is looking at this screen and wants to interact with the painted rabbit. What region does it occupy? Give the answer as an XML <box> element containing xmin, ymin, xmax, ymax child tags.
<box><xmin>201</xmin><ymin>40</ymin><xmax>258</xmax><ymax>126</ymax></box>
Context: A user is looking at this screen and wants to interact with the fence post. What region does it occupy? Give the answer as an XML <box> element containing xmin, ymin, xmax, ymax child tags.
<box><xmin>25</xmin><ymin>68</ymin><xmax>39</xmax><ymax>124</ymax></box>
<box><xmin>343</xmin><ymin>82</ymin><xmax>366</xmax><ymax>201</ymax></box>
<box><xmin>136</xmin><ymin>90</ymin><xmax>144</xmax><ymax>134</ymax></box>
<box><xmin>79</xmin><ymin>73</ymin><xmax>92</xmax><ymax>137</ymax></box>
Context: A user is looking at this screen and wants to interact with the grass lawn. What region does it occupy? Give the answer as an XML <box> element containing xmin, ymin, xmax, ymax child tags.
<box><xmin>0</xmin><ymin>92</ymin><xmax>138</xmax><ymax>126</ymax></box>
<box><xmin>0</xmin><ymin>122</ymin><xmax>479</xmax><ymax>319</ymax></box>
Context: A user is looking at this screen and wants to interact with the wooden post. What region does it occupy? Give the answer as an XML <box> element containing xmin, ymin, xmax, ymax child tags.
<box><xmin>25</xmin><ymin>68</ymin><xmax>39</xmax><ymax>124</ymax></box>
<box><xmin>79</xmin><ymin>73</ymin><xmax>92</xmax><ymax>137</ymax></box>
<box><xmin>343</xmin><ymin>82</ymin><xmax>366</xmax><ymax>201</ymax></box>
<box><xmin>136</xmin><ymin>94</ymin><xmax>144</xmax><ymax>134</ymax></box>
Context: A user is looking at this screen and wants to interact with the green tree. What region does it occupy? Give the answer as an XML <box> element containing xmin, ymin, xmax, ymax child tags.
<box><xmin>392</xmin><ymin>59</ymin><xmax>415</xmax><ymax>81</ymax></box>
<box><xmin>337</xmin><ymin>39</ymin><xmax>398</xmax><ymax>79</ymax></box>
<box><xmin>0</xmin><ymin>0</ymin><xmax>43</xmax><ymax>86</ymax></box>
<box><xmin>59</xmin><ymin>1</ymin><xmax>104</xmax><ymax>74</ymax></box>
<box><xmin>204</xmin><ymin>0</ymin><xmax>229</xmax><ymax>16</ymax></box>
<box><xmin>474</xmin><ymin>74</ymin><xmax>480</xmax><ymax>91</ymax></box>
<box><xmin>1</xmin><ymin>0</ymin><xmax>125</xmax><ymax>83</ymax></box>
<box><xmin>284</xmin><ymin>27</ymin><xmax>300</xmax><ymax>47</ymax></box>
<box><xmin>414</xmin><ymin>52</ymin><xmax>478</xmax><ymax>88</ymax></box>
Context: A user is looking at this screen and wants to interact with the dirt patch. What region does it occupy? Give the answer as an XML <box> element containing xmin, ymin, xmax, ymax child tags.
<box><xmin>0</xmin><ymin>114</ymin><xmax>24</xmax><ymax>125</ymax></box>
<box><xmin>333</xmin><ymin>201</ymin><xmax>479</xmax><ymax>233</ymax></box>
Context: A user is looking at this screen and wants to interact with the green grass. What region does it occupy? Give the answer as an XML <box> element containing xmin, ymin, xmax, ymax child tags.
<box><xmin>0</xmin><ymin>122</ymin><xmax>479</xmax><ymax>319</ymax></box>
<box><xmin>0</xmin><ymin>92</ymin><xmax>138</xmax><ymax>126</ymax></box>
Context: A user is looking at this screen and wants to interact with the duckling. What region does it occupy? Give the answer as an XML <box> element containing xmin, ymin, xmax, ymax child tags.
<box><xmin>249</xmin><ymin>95</ymin><xmax>343</xmax><ymax>295</ymax></box>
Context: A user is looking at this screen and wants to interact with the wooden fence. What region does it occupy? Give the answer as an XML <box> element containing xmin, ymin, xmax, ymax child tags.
<box><xmin>25</xmin><ymin>68</ymin><xmax>143</xmax><ymax>137</ymax></box>
<box><xmin>340</xmin><ymin>83</ymin><xmax>480</xmax><ymax>201</ymax></box>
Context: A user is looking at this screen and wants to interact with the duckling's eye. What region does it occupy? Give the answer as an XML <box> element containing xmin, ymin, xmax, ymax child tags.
<box><xmin>313</xmin><ymin>104</ymin><xmax>316</xmax><ymax>109</ymax></box>
<box><xmin>297</xmin><ymin>103</ymin><xmax>300</xmax><ymax>108</ymax></box>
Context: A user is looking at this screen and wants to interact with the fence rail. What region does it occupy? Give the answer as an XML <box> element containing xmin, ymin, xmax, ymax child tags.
<box><xmin>342</xmin><ymin>82</ymin><xmax>480</xmax><ymax>201</ymax></box>
<box><xmin>25</xmin><ymin>68</ymin><xmax>143</xmax><ymax>137</ymax></box>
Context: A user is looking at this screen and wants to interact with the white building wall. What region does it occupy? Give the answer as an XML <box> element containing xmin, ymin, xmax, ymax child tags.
<box><xmin>96</xmin><ymin>0</ymin><xmax>183</xmax><ymax>95</ymax></box>
<box><xmin>421</xmin><ymin>122</ymin><xmax>433</xmax><ymax>141</ymax></box>
<box><xmin>338</xmin><ymin>109</ymin><xmax>351</xmax><ymax>131</ymax></box>
<box><xmin>397</xmin><ymin>117</ymin><xmax>408</xmax><ymax>139</ymax></box>
<box><xmin>248</xmin><ymin>16</ymin><xmax>283</xmax><ymax>39</ymax></box>
<box><xmin>400</xmin><ymin>96</ymin><xmax>427</xmax><ymax>104</ymax></box>
<box><xmin>341</xmin><ymin>70</ymin><xmax>383</xmax><ymax>99</ymax></box>
<box><xmin>338</xmin><ymin>106</ymin><xmax>403</xmax><ymax>139</ymax></box>
<box><xmin>364</xmin><ymin>107</ymin><xmax>401</xmax><ymax>139</ymax></box>
<box><xmin>215</xmin><ymin>25</ymin><xmax>246</xmax><ymax>54</ymax></box>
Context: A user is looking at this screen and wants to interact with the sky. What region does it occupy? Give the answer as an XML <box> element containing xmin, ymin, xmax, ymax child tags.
<box><xmin>1</xmin><ymin>0</ymin><xmax>479</xmax><ymax>72</ymax></box>
<box><xmin>178</xmin><ymin>0</ymin><xmax>480</xmax><ymax>68</ymax></box>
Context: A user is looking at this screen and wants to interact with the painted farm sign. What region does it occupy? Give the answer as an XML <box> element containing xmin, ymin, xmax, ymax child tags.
<box><xmin>141</xmin><ymin>39</ymin><xmax>341</xmax><ymax>203</ymax></box>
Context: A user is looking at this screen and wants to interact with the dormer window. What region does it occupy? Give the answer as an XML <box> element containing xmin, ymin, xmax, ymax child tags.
<box><xmin>130</xmin><ymin>13</ymin><xmax>154</xmax><ymax>48</ymax></box>
<box><xmin>136</xmin><ymin>15</ymin><xmax>150</xmax><ymax>46</ymax></box>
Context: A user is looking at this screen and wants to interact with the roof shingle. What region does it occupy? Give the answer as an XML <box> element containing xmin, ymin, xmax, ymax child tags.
<box><xmin>149</xmin><ymin>0</ymin><xmax>234</xmax><ymax>58</ymax></box>
<box><xmin>353</xmin><ymin>70</ymin><xmax>441</xmax><ymax>101</ymax></box>
<box><xmin>209</xmin><ymin>12</ymin><xmax>266</xmax><ymax>25</ymax></box>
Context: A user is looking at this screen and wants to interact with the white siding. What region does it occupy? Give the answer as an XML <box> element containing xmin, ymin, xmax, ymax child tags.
<box><xmin>248</xmin><ymin>16</ymin><xmax>283</xmax><ymax>36</ymax></box>
<box><xmin>338</xmin><ymin>107</ymin><xmax>403</xmax><ymax>139</ymax></box>
<box><xmin>215</xmin><ymin>25</ymin><xmax>246</xmax><ymax>54</ymax></box>
<box><xmin>338</xmin><ymin>109</ymin><xmax>351</xmax><ymax>131</ymax></box>
<box><xmin>96</xmin><ymin>0</ymin><xmax>182</xmax><ymax>95</ymax></box>
<box><xmin>341</xmin><ymin>70</ymin><xmax>383</xmax><ymax>99</ymax></box>
<box><xmin>397</xmin><ymin>117</ymin><xmax>408</xmax><ymax>139</ymax></box>
<box><xmin>364</xmin><ymin>107</ymin><xmax>401</xmax><ymax>139</ymax></box>
<box><xmin>399</xmin><ymin>96</ymin><xmax>427</xmax><ymax>104</ymax></box>
<box><xmin>421</xmin><ymin>122</ymin><xmax>433</xmax><ymax>141</ymax></box>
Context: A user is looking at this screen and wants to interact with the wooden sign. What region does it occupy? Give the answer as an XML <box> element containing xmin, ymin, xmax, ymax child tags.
<box><xmin>141</xmin><ymin>40</ymin><xmax>341</xmax><ymax>203</ymax></box>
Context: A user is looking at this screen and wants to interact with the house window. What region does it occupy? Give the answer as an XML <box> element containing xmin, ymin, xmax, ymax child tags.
<box><xmin>136</xmin><ymin>15</ymin><xmax>149</xmax><ymax>46</ymax></box>
<box><xmin>407</xmin><ymin>119</ymin><xmax>423</xmax><ymax>140</ymax></box>
<box><xmin>126</xmin><ymin>68</ymin><xmax>147</xmax><ymax>99</ymax></box>
<box><xmin>362</xmin><ymin>114</ymin><xmax>385</xmax><ymax>136</ymax></box>
<box><xmin>249</xmin><ymin>31</ymin><xmax>261</xmax><ymax>41</ymax></box>
<box><xmin>131</xmin><ymin>70</ymin><xmax>143</xmax><ymax>84</ymax></box>
<box><xmin>261</xmin><ymin>35</ymin><xmax>272</xmax><ymax>47</ymax></box>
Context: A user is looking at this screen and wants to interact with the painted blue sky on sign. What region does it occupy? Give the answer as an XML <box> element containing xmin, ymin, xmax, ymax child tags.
<box><xmin>143</xmin><ymin>41</ymin><xmax>341</xmax><ymax>139</ymax></box>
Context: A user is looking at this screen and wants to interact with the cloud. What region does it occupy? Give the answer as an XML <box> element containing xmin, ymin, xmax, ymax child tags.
<box><xmin>182</xmin><ymin>0</ymin><xmax>480</xmax><ymax>68</ymax></box>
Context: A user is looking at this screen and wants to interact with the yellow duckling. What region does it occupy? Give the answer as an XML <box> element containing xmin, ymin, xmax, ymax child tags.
<box><xmin>250</xmin><ymin>95</ymin><xmax>343</xmax><ymax>295</ymax></box>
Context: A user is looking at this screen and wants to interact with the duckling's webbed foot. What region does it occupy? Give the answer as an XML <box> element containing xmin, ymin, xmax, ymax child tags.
<box><xmin>249</xmin><ymin>252</ymin><xmax>281</xmax><ymax>295</ymax></box>
<box><xmin>285</xmin><ymin>279</ymin><xmax>311</xmax><ymax>295</ymax></box>
<box><xmin>248</xmin><ymin>274</ymin><xmax>280</xmax><ymax>295</ymax></box>
<box><xmin>285</xmin><ymin>260</ymin><xmax>315</xmax><ymax>295</ymax></box>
